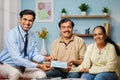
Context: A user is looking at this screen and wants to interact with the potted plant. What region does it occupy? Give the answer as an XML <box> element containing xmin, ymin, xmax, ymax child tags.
<box><xmin>102</xmin><ymin>7</ymin><xmax>109</xmax><ymax>15</ymax></box>
<box><xmin>61</xmin><ymin>8</ymin><xmax>67</xmax><ymax>16</ymax></box>
<box><xmin>78</xmin><ymin>3</ymin><xmax>89</xmax><ymax>15</ymax></box>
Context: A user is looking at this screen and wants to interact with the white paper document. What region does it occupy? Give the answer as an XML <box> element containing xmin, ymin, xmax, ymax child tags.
<box><xmin>51</xmin><ymin>61</ymin><xmax>67</xmax><ymax>68</ymax></box>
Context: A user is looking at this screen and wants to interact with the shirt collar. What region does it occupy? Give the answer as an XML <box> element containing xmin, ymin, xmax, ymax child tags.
<box><xmin>59</xmin><ymin>35</ymin><xmax>74</xmax><ymax>43</ymax></box>
<box><xmin>94</xmin><ymin>43</ymin><xmax>108</xmax><ymax>54</ymax></box>
<box><xmin>18</xmin><ymin>25</ymin><xmax>28</xmax><ymax>37</ymax></box>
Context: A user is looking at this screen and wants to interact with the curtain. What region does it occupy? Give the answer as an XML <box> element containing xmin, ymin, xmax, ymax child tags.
<box><xmin>0</xmin><ymin>0</ymin><xmax>21</xmax><ymax>51</ymax></box>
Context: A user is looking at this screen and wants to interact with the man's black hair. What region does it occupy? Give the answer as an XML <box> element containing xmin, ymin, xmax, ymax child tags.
<box><xmin>58</xmin><ymin>18</ymin><xmax>74</xmax><ymax>28</ymax></box>
<box><xmin>20</xmin><ymin>9</ymin><xmax>36</xmax><ymax>21</ymax></box>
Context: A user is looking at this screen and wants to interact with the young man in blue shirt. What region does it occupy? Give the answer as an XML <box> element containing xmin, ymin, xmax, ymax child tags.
<box><xmin>0</xmin><ymin>9</ymin><xmax>52</xmax><ymax>80</ymax></box>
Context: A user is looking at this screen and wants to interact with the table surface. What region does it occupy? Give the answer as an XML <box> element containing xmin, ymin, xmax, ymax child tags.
<box><xmin>33</xmin><ymin>78</ymin><xmax>86</xmax><ymax>80</ymax></box>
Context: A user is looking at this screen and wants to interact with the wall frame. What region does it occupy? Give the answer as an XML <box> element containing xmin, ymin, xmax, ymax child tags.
<box><xmin>36</xmin><ymin>0</ymin><xmax>54</xmax><ymax>22</ymax></box>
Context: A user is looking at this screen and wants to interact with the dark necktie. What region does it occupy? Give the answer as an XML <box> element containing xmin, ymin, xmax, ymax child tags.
<box><xmin>0</xmin><ymin>61</ymin><xmax>3</xmax><ymax>64</ymax></box>
<box><xmin>24</xmin><ymin>33</ymin><xmax>28</xmax><ymax>56</ymax></box>
<box><xmin>21</xmin><ymin>33</ymin><xmax>28</xmax><ymax>73</ymax></box>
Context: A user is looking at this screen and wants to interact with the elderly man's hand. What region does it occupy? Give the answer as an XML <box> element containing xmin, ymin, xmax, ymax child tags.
<box><xmin>62</xmin><ymin>61</ymin><xmax>73</xmax><ymax>72</ymax></box>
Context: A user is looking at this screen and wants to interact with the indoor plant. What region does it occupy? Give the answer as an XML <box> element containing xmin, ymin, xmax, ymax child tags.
<box><xmin>78</xmin><ymin>3</ymin><xmax>89</xmax><ymax>15</ymax></box>
<box><xmin>36</xmin><ymin>27</ymin><xmax>48</xmax><ymax>55</ymax></box>
<box><xmin>61</xmin><ymin>8</ymin><xmax>67</xmax><ymax>16</ymax></box>
<box><xmin>36</xmin><ymin>27</ymin><xmax>48</xmax><ymax>39</ymax></box>
<box><xmin>102</xmin><ymin>7</ymin><xmax>109</xmax><ymax>15</ymax></box>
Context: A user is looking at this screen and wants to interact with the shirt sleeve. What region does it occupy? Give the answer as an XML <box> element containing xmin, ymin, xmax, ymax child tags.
<box><xmin>6</xmin><ymin>32</ymin><xmax>37</xmax><ymax>68</ymax></box>
<box><xmin>30</xmin><ymin>42</ymin><xmax>45</xmax><ymax>63</ymax></box>
<box><xmin>27</xmin><ymin>32</ymin><xmax>45</xmax><ymax>63</ymax></box>
<box><xmin>50</xmin><ymin>40</ymin><xmax>58</xmax><ymax>59</ymax></box>
<box><xmin>78</xmin><ymin>38</ymin><xmax>86</xmax><ymax>59</ymax></box>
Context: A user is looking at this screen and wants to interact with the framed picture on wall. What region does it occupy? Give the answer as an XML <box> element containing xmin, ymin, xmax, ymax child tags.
<box><xmin>36</xmin><ymin>0</ymin><xmax>54</xmax><ymax>22</ymax></box>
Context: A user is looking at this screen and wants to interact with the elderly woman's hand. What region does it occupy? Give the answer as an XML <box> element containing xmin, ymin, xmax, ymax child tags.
<box><xmin>80</xmin><ymin>68</ymin><xmax>89</xmax><ymax>73</ymax></box>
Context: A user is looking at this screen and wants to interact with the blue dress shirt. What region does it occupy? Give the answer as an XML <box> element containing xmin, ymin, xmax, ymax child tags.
<box><xmin>0</xmin><ymin>26</ymin><xmax>44</xmax><ymax>68</ymax></box>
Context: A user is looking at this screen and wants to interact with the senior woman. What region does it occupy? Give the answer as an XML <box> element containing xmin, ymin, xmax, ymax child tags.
<box><xmin>70</xmin><ymin>26</ymin><xmax>119</xmax><ymax>80</ymax></box>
